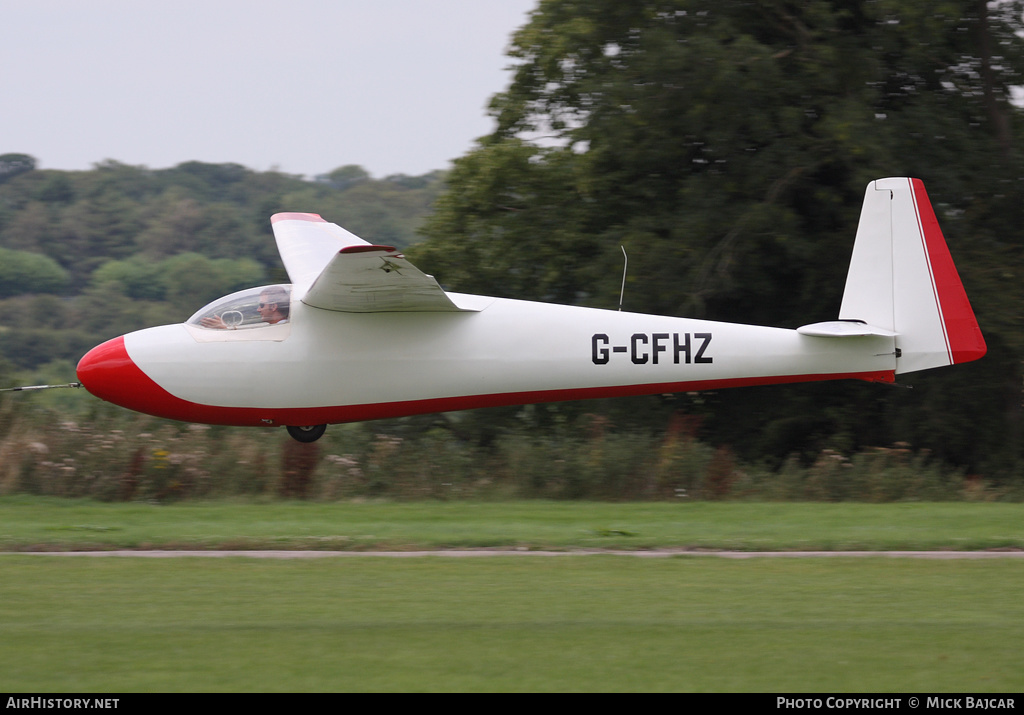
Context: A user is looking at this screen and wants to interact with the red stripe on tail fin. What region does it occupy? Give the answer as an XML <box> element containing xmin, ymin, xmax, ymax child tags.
<box><xmin>909</xmin><ymin>179</ymin><xmax>987</xmax><ymax>364</ymax></box>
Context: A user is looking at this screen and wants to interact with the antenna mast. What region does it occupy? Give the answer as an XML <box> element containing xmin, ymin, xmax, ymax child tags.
<box><xmin>618</xmin><ymin>246</ymin><xmax>628</xmax><ymax>311</ymax></box>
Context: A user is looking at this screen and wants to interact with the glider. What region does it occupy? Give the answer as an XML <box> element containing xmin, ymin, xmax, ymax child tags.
<box><xmin>74</xmin><ymin>178</ymin><xmax>985</xmax><ymax>442</ymax></box>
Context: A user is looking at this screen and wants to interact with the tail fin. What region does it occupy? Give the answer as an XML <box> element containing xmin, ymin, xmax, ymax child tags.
<box><xmin>838</xmin><ymin>178</ymin><xmax>986</xmax><ymax>374</ymax></box>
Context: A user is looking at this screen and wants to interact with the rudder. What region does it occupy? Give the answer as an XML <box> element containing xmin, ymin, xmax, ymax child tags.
<box><xmin>838</xmin><ymin>178</ymin><xmax>986</xmax><ymax>374</ymax></box>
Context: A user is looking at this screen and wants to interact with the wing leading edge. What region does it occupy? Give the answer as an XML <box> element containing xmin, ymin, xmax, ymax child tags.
<box><xmin>271</xmin><ymin>213</ymin><xmax>476</xmax><ymax>313</ymax></box>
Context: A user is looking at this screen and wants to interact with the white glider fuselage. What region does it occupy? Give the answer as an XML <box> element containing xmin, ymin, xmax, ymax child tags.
<box><xmin>99</xmin><ymin>296</ymin><xmax>896</xmax><ymax>427</ymax></box>
<box><xmin>76</xmin><ymin>178</ymin><xmax>985</xmax><ymax>438</ymax></box>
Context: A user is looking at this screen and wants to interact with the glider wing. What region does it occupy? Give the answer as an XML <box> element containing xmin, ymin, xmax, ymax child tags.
<box><xmin>271</xmin><ymin>213</ymin><xmax>473</xmax><ymax>313</ymax></box>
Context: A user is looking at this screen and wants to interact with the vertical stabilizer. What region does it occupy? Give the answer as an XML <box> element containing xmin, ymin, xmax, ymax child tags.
<box><xmin>838</xmin><ymin>178</ymin><xmax>986</xmax><ymax>374</ymax></box>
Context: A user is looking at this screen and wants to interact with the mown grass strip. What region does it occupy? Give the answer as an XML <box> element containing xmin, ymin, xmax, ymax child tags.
<box><xmin>1</xmin><ymin>497</ymin><xmax>1023</xmax><ymax>551</ymax></box>
<box><xmin>1</xmin><ymin>555</ymin><xmax>1021</xmax><ymax>692</ymax></box>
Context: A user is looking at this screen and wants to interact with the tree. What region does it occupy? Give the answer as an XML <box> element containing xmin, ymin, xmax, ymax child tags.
<box><xmin>160</xmin><ymin>253</ymin><xmax>265</xmax><ymax>308</ymax></box>
<box><xmin>0</xmin><ymin>160</ymin><xmax>443</xmax><ymax>383</ymax></box>
<box><xmin>0</xmin><ymin>247</ymin><xmax>69</xmax><ymax>298</ymax></box>
<box><xmin>90</xmin><ymin>256</ymin><xmax>169</xmax><ymax>301</ymax></box>
<box><xmin>317</xmin><ymin>165</ymin><xmax>371</xmax><ymax>190</ymax></box>
<box><xmin>0</xmin><ymin>154</ymin><xmax>36</xmax><ymax>186</ymax></box>
<box><xmin>413</xmin><ymin>0</ymin><xmax>1024</xmax><ymax>474</ymax></box>
<box><xmin>133</xmin><ymin>189</ymin><xmax>208</xmax><ymax>257</ymax></box>
<box><xmin>0</xmin><ymin>201</ymin><xmax>54</xmax><ymax>253</ymax></box>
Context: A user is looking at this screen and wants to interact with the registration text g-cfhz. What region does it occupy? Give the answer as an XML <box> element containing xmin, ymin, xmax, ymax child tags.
<box><xmin>592</xmin><ymin>332</ymin><xmax>713</xmax><ymax>366</ymax></box>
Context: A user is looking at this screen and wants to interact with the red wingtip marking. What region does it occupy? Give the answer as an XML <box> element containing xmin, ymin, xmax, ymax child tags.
<box><xmin>271</xmin><ymin>213</ymin><xmax>326</xmax><ymax>224</ymax></box>
<box><xmin>910</xmin><ymin>179</ymin><xmax>987</xmax><ymax>364</ymax></box>
<box><xmin>339</xmin><ymin>244</ymin><xmax>398</xmax><ymax>254</ymax></box>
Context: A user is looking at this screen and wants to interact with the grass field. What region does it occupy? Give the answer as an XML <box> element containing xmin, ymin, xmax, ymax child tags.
<box><xmin>2</xmin><ymin>496</ymin><xmax>1024</xmax><ymax>551</ymax></box>
<box><xmin>1</xmin><ymin>498</ymin><xmax>1023</xmax><ymax>692</ymax></box>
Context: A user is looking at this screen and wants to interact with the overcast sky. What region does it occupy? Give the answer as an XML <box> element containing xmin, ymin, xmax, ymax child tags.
<box><xmin>2</xmin><ymin>0</ymin><xmax>537</xmax><ymax>179</ymax></box>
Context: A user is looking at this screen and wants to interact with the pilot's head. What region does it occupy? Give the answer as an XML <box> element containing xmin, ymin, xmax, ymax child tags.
<box><xmin>257</xmin><ymin>286</ymin><xmax>290</xmax><ymax>324</ymax></box>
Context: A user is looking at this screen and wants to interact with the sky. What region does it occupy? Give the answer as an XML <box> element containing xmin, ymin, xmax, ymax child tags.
<box><xmin>2</xmin><ymin>0</ymin><xmax>537</xmax><ymax>179</ymax></box>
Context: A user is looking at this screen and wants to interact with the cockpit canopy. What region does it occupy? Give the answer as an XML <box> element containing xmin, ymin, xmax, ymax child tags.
<box><xmin>187</xmin><ymin>285</ymin><xmax>292</xmax><ymax>330</ymax></box>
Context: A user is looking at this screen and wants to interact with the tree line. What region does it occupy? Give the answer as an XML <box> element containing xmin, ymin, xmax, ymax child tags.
<box><xmin>3</xmin><ymin>0</ymin><xmax>1024</xmax><ymax>488</ymax></box>
<box><xmin>0</xmin><ymin>157</ymin><xmax>443</xmax><ymax>370</ymax></box>
<box><xmin>408</xmin><ymin>0</ymin><xmax>1024</xmax><ymax>481</ymax></box>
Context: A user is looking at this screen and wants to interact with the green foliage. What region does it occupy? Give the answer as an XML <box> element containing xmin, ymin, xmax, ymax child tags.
<box><xmin>88</xmin><ymin>252</ymin><xmax>265</xmax><ymax>310</ymax></box>
<box><xmin>422</xmin><ymin>0</ymin><xmax>1024</xmax><ymax>318</ymax></box>
<box><xmin>0</xmin><ymin>158</ymin><xmax>443</xmax><ymax>371</ymax></box>
<box><xmin>0</xmin><ymin>330</ymin><xmax>95</xmax><ymax>371</ymax></box>
<box><xmin>0</xmin><ymin>247</ymin><xmax>69</xmax><ymax>297</ymax></box>
<box><xmin>2</xmin><ymin>402</ymin><xmax>1011</xmax><ymax>503</ymax></box>
<box><xmin>413</xmin><ymin>0</ymin><xmax>1024</xmax><ymax>477</ymax></box>
<box><xmin>317</xmin><ymin>164</ymin><xmax>371</xmax><ymax>190</ymax></box>
<box><xmin>90</xmin><ymin>256</ymin><xmax>169</xmax><ymax>300</ymax></box>
<box><xmin>411</xmin><ymin>141</ymin><xmax>596</xmax><ymax>302</ymax></box>
<box><xmin>0</xmin><ymin>153</ymin><xmax>35</xmax><ymax>186</ymax></box>
<box><xmin>162</xmin><ymin>253</ymin><xmax>266</xmax><ymax>306</ymax></box>
<box><xmin>4</xmin><ymin>1</ymin><xmax>1024</xmax><ymax>487</ymax></box>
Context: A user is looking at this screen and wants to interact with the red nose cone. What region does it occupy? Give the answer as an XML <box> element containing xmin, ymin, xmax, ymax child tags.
<box><xmin>76</xmin><ymin>336</ymin><xmax>137</xmax><ymax>406</ymax></box>
<box><xmin>76</xmin><ymin>334</ymin><xmax>246</xmax><ymax>424</ymax></box>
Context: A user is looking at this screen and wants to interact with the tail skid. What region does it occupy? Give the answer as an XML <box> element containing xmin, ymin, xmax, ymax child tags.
<box><xmin>803</xmin><ymin>178</ymin><xmax>985</xmax><ymax>375</ymax></box>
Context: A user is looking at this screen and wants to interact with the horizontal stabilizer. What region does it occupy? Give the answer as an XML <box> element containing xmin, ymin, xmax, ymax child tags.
<box><xmin>797</xmin><ymin>321</ymin><xmax>898</xmax><ymax>338</ymax></box>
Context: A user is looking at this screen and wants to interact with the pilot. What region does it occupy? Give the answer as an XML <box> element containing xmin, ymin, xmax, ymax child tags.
<box><xmin>200</xmin><ymin>286</ymin><xmax>290</xmax><ymax>329</ymax></box>
<box><xmin>256</xmin><ymin>286</ymin><xmax>290</xmax><ymax>324</ymax></box>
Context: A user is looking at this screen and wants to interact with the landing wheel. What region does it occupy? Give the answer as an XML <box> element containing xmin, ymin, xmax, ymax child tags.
<box><xmin>286</xmin><ymin>424</ymin><xmax>327</xmax><ymax>443</ymax></box>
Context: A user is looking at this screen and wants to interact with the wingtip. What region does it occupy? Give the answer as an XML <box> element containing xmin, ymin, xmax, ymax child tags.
<box><xmin>271</xmin><ymin>212</ymin><xmax>326</xmax><ymax>224</ymax></box>
<box><xmin>339</xmin><ymin>244</ymin><xmax>398</xmax><ymax>254</ymax></box>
